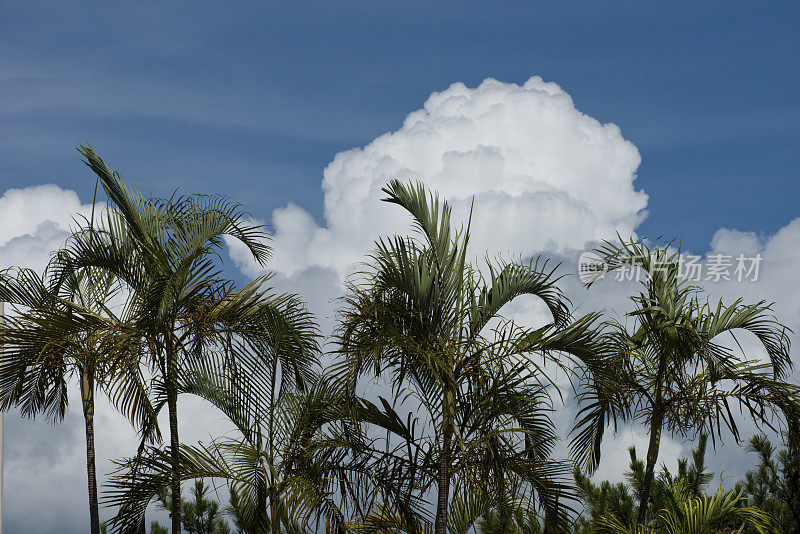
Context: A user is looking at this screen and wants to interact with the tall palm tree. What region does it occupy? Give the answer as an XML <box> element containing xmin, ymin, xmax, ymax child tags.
<box><xmin>336</xmin><ymin>180</ymin><xmax>603</xmax><ymax>534</ymax></box>
<box><xmin>61</xmin><ymin>145</ymin><xmax>316</xmax><ymax>533</ymax></box>
<box><xmin>0</xmin><ymin>260</ymin><xmax>155</xmax><ymax>534</ymax></box>
<box><xmin>572</xmin><ymin>239</ymin><xmax>795</xmax><ymax>526</ymax></box>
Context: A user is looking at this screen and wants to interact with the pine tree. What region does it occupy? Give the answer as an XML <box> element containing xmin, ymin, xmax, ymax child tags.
<box><xmin>737</xmin><ymin>434</ymin><xmax>797</xmax><ymax>533</ymax></box>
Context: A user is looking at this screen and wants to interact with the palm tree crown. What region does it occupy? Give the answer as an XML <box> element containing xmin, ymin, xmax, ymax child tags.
<box><xmin>58</xmin><ymin>145</ymin><xmax>319</xmax><ymax>533</ymax></box>
<box><xmin>573</xmin><ymin>238</ymin><xmax>795</xmax><ymax>526</ymax></box>
<box><xmin>336</xmin><ymin>180</ymin><xmax>604</xmax><ymax>533</ymax></box>
<box><xmin>0</xmin><ymin>258</ymin><xmax>154</xmax><ymax>534</ymax></box>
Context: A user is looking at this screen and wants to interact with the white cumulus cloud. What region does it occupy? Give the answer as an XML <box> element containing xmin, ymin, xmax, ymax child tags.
<box><xmin>231</xmin><ymin>77</ymin><xmax>647</xmax><ymax>280</ymax></box>
<box><xmin>0</xmin><ymin>184</ymin><xmax>98</xmax><ymax>272</ymax></box>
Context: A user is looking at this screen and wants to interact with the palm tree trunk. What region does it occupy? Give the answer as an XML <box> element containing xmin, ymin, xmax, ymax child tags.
<box><xmin>256</xmin><ymin>479</ymin><xmax>267</xmax><ymax>533</ymax></box>
<box><xmin>166</xmin><ymin>349</ymin><xmax>182</xmax><ymax>534</ymax></box>
<box><xmin>269</xmin><ymin>363</ymin><xmax>279</xmax><ymax>534</ymax></box>
<box><xmin>80</xmin><ymin>367</ymin><xmax>101</xmax><ymax>534</ymax></box>
<box><xmin>270</xmin><ymin>492</ymin><xmax>280</xmax><ymax>534</ymax></box>
<box><xmin>637</xmin><ymin>409</ymin><xmax>664</xmax><ymax>526</ymax></box>
<box><xmin>434</xmin><ymin>387</ymin><xmax>454</xmax><ymax>534</ymax></box>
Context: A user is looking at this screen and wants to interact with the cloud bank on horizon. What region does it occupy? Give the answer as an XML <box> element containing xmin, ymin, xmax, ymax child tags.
<box><xmin>1</xmin><ymin>76</ymin><xmax>799</xmax><ymax>531</ymax></box>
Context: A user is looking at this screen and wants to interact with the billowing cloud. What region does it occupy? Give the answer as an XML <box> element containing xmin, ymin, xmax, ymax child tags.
<box><xmin>231</xmin><ymin>77</ymin><xmax>647</xmax><ymax>280</ymax></box>
<box><xmin>0</xmin><ymin>184</ymin><xmax>97</xmax><ymax>272</ymax></box>
<box><xmin>702</xmin><ymin>219</ymin><xmax>800</xmax><ymax>372</ymax></box>
<box><xmin>228</xmin><ymin>79</ymin><xmax>800</xmax><ymax>489</ymax></box>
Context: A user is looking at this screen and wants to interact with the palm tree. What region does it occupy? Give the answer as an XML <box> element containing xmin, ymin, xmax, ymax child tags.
<box><xmin>104</xmin><ymin>354</ymin><xmax>354</xmax><ymax>534</ymax></box>
<box><xmin>0</xmin><ymin>260</ymin><xmax>155</xmax><ymax>534</ymax></box>
<box><xmin>335</xmin><ymin>180</ymin><xmax>603</xmax><ymax>534</ymax></box>
<box><xmin>572</xmin><ymin>238</ymin><xmax>795</xmax><ymax>526</ymax></box>
<box><xmin>61</xmin><ymin>145</ymin><xmax>317</xmax><ymax>533</ymax></box>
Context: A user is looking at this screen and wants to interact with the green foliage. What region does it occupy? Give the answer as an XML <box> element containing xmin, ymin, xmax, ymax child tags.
<box><xmin>104</xmin><ymin>363</ymin><xmax>352</xmax><ymax>533</ymax></box>
<box><xmin>574</xmin><ymin>472</ymin><xmax>636</xmax><ymax>533</ymax></box>
<box><xmin>577</xmin><ymin>434</ymin><xmax>777</xmax><ymax>533</ymax></box>
<box><xmin>0</xmin><ymin>252</ymin><xmax>155</xmax><ymax>534</ymax></box>
<box><xmin>574</xmin><ymin>435</ymin><xmax>713</xmax><ymax>532</ymax></box>
<box><xmin>5</xmin><ymin>168</ymin><xmax>800</xmax><ymax>534</ymax></box>
<box><xmin>595</xmin><ymin>483</ymin><xmax>775</xmax><ymax>534</ymax></box>
<box><xmin>157</xmin><ymin>479</ymin><xmax>231</xmax><ymax>534</ymax></box>
<box><xmin>0</xmin><ymin>258</ymin><xmax>153</xmax><ymax>427</ymax></box>
<box><xmin>574</xmin><ymin>238</ymin><xmax>796</xmax><ymax>524</ymax></box>
<box><xmin>737</xmin><ymin>434</ymin><xmax>798</xmax><ymax>533</ymax></box>
<box><xmin>666</xmin><ymin>434</ymin><xmax>714</xmax><ymax>499</ymax></box>
<box><xmin>336</xmin><ymin>180</ymin><xmax>604</xmax><ymax>533</ymax></box>
<box><xmin>68</xmin><ymin>146</ymin><xmax>320</xmax><ymax>534</ymax></box>
<box><xmin>477</xmin><ymin>507</ymin><xmax>543</xmax><ymax>534</ymax></box>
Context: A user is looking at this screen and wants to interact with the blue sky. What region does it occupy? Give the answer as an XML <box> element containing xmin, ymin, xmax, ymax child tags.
<box><xmin>2</xmin><ymin>1</ymin><xmax>798</xmax><ymax>253</ymax></box>
<box><xmin>2</xmin><ymin>2</ymin><xmax>800</xmax><ymax>532</ymax></box>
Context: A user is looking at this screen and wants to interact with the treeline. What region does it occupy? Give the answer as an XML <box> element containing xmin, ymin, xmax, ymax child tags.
<box><xmin>1</xmin><ymin>146</ymin><xmax>798</xmax><ymax>534</ymax></box>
